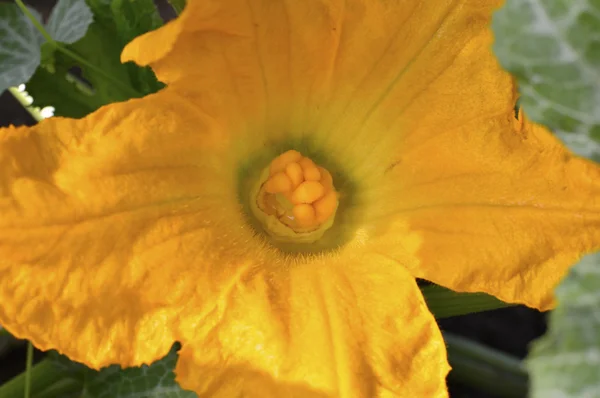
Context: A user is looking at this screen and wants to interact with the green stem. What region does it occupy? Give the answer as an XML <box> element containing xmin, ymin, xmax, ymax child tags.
<box><xmin>13</xmin><ymin>0</ymin><xmax>54</xmax><ymax>44</ymax></box>
<box><xmin>24</xmin><ymin>343</ymin><xmax>33</xmax><ymax>398</ymax></box>
<box><xmin>14</xmin><ymin>0</ymin><xmax>140</xmax><ymax>99</ymax></box>
<box><xmin>444</xmin><ymin>332</ymin><xmax>529</xmax><ymax>398</ymax></box>
<box><xmin>65</xmin><ymin>71</ymin><xmax>95</xmax><ymax>96</ymax></box>
<box><xmin>0</xmin><ymin>358</ymin><xmax>66</xmax><ymax>398</ymax></box>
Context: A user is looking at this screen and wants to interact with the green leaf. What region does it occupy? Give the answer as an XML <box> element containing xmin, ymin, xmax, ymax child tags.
<box><xmin>492</xmin><ymin>0</ymin><xmax>600</xmax><ymax>161</ymax></box>
<box><xmin>108</xmin><ymin>0</ymin><xmax>164</xmax><ymax>94</ymax></box>
<box><xmin>81</xmin><ymin>343</ymin><xmax>197</xmax><ymax>398</ymax></box>
<box><xmin>421</xmin><ymin>284</ymin><xmax>512</xmax><ymax>318</ymax></box>
<box><xmin>527</xmin><ymin>252</ymin><xmax>600</xmax><ymax>398</ymax></box>
<box><xmin>27</xmin><ymin>64</ymin><xmax>102</xmax><ymax>118</ymax></box>
<box><xmin>167</xmin><ymin>0</ymin><xmax>187</xmax><ymax>14</ymax></box>
<box><xmin>110</xmin><ymin>0</ymin><xmax>162</xmax><ymax>42</ymax></box>
<box><xmin>46</xmin><ymin>0</ymin><xmax>94</xmax><ymax>44</ymax></box>
<box><xmin>48</xmin><ymin>350</ymin><xmax>88</xmax><ymax>379</ymax></box>
<box><xmin>0</xmin><ymin>3</ymin><xmax>43</xmax><ymax>92</ymax></box>
<box><xmin>27</xmin><ymin>0</ymin><xmax>164</xmax><ymax>117</ymax></box>
<box><xmin>47</xmin><ymin>343</ymin><xmax>196</xmax><ymax>397</ymax></box>
<box><xmin>67</xmin><ymin>17</ymin><xmax>138</xmax><ymax>103</ymax></box>
<box><xmin>66</xmin><ymin>0</ymin><xmax>163</xmax><ymax>103</ymax></box>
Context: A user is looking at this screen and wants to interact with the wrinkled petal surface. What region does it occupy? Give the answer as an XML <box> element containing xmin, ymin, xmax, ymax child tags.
<box><xmin>123</xmin><ymin>0</ymin><xmax>600</xmax><ymax>311</ymax></box>
<box><xmin>374</xmin><ymin>113</ymin><xmax>600</xmax><ymax>311</ymax></box>
<box><xmin>175</xmin><ymin>248</ymin><xmax>449</xmax><ymax>398</ymax></box>
<box><xmin>122</xmin><ymin>0</ymin><xmax>511</xmax><ymax>182</ymax></box>
<box><xmin>5</xmin><ymin>0</ymin><xmax>594</xmax><ymax>396</ymax></box>
<box><xmin>0</xmin><ymin>89</ymin><xmax>256</xmax><ymax>368</ymax></box>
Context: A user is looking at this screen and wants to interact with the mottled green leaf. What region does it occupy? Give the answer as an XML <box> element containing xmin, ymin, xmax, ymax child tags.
<box><xmin>527</xmin><ymin>252</ymin><xmax>600</xmax><ymax>398</ymax></box>
<box><xmin>46</xmin><ymin>0</ymin><xmax>94</xmax><ymax>44</ymax></box>
<box><xmin>556</xmin><ymin>131</ymin><xmax>600</xmax><ymax>163</ymax></box>
<box><xmin>0</xmin><ymin>3</ymin><xmax>43</xmax><ymax>92</ymax></box>
<box><xmin>493</xmin><ymin>0</ymin><xmax>600</xmax><ymax>161</ymax></box>
<box><xmin>82</xmin><ymin>343</ymin><xmax>197</xmax><ymax>398</ymax></box>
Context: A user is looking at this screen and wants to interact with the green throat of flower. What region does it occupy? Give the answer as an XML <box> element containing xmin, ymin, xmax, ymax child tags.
<box><xmin>250</xmin><ymin>150</ymin><xmax>339</xmax><ymax>244</ymax></box>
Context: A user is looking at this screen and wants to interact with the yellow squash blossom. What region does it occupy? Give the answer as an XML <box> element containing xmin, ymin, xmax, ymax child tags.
<box><xmin>1</xmin><ymin>0</ymin><xmax>600</xmax><ymax>396</ymax></box>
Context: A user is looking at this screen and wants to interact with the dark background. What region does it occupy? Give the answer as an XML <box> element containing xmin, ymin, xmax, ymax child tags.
<box><xmin>0</xmin><ymin>0</ymin><xmax>547</xmax><ymax>397</ymax></box>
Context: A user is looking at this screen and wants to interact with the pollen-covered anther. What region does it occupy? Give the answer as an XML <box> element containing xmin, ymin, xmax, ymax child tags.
<box><xmin>292</xmin><ymin>181</ymin><xmax>325</xmax><ymax>204</ymax></box>
<box><xmin>285</xmin><ymin>162</ymin><xmax>304</xmax><ymax>187</ymax></box>
<box><xmin>293</xmin><ymin>204</ymin><xmax>316</xmax><ymax>227</ymax></box>
<box><xmin>265</xmin><ymin>171</ymin><xmax>292</xmax><ymax>194</ymax></box>
<box><xmin>270</xmin><ymin>150</ymin><xmax>302</xmax><ymax>175</ymax></box>
<box><xmin>254</xmin><ymin>150</ymin><xmax>339</xmax><ymax>237</ymax></box>
<box><xmin>314</xmin><ymin>190</ymin><xmax>337</xmax><ymax>223</ymax></box>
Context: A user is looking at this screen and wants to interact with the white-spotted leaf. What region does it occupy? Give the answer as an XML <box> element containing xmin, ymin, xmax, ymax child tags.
<box><xmin>527</xmin><ymin>252</ymin><xmax>600</xmax><ymax>398</ymax></box>
<box><xmin>46</xmin><ymin>0</ymin><xmax>93</xmax><ymax>44</ymax></box>
<box><xmin>493</xmin><ymin>0</ymin><xmax>600</xmax><ymax>161</ymax></box>
<box><xmin>0</xmin><ymin>3</ymin><xmax>43</xmax><ymax>93</ymax></box>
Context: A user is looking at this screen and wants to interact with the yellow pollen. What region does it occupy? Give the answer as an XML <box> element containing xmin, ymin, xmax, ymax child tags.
<box><xmin>251</xmin><ymin>150</ymin><xmax>339</xmax><ymax>241</ymax></box>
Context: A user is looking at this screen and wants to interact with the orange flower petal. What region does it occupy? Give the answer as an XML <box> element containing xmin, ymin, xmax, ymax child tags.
<box><xmin>371</xmin><ymin>112</ymin><xmax>600</xmax><ymax>311</ymax></box>
<box><xmin>0</xmin><ymin>89</ymin><xmax>255</xmax><ymax>369</ymax></box>
<box><xmin>1</xmin><ymin>0</ymin><xmax>567</xmax><ymax>395</ymax></box>
<box><xmin>174</xmin><ymin>251</ymin><xmax>449</xmax><ymax>397</ymax></box>
<box><xmin>122</xmin><ymin>0</ymin><xmax>511</xmax><ymax>178</ymax></box>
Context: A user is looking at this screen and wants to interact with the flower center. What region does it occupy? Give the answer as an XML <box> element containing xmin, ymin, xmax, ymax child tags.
<box><xmin>249</xmin><ymin>150</ymin><xmax>339</xmax><ymax>243</ymax></box>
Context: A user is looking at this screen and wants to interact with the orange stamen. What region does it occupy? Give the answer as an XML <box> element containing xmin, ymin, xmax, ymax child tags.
<box><xmin>257</xmin><ymin>150</ymin><xmax>339</xmax><ymax>233</ymax></box>
<box><xmin>291</xmin><ymin>181</ymin><xmax>325</xmax><ymax>204</ymax></box>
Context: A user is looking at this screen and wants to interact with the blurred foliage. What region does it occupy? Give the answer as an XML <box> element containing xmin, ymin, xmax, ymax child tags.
<box><xmin>0</xmin><ymin>0</ymin><xmax>165</xmax><ymax>118</ymax></box>
<box><xmin>494</xmin><ymin>0</ymin><xmax>600</xmax><ymax>396</ymax></box>
<box><xmin>527</xmin><ymin>252</ymin><xmax>600</xmax><ymax>398</ymax></box>
<box><xmin>493</xmin><ymin>0</ymin><xmax>600</xmax><ymax>162</ymax></box>
<box><xmin>28</xmin><ymin>0</ymin><xmax>165</xmax><ymax>117</ymax></box>
<box><xmin>0</xmin><ymin>4</ymin><xmax>44</xmax><ymax>93</ymax></box>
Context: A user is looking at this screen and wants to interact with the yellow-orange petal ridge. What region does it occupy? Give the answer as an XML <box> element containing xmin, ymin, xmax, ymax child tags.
<box><xmin>251</xmin><ymin>150</ymin><xmax>339</xmax><ymax>243</ymax></box>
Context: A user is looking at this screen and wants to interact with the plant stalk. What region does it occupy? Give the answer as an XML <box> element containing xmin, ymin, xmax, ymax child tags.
<box><xmin>444</xmin><ymin>332</ymin><xmax>529</xmax><ymax>398</ymax></box>
<box><xmin>23</xmin><ymin>343</ymin><xmax>33</xmax><ymax>398</ymax></box>
<box><xmin>0</xmin><ymin>359</ymin><xmax>67</xmax><ymax>398</ymax></box>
